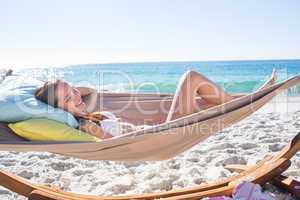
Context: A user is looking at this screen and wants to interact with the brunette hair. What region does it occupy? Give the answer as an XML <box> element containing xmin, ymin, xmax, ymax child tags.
<box><xmin>34</xmin><ymin>80</ymin><xmax>61</xmax><ymax>107</ymax></box>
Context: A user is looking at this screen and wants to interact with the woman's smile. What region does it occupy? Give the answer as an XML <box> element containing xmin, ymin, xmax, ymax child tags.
<box><xmin>76</xmin><ymin>100</ymin><xmax>86</xmax><ymax>108</ymax></box>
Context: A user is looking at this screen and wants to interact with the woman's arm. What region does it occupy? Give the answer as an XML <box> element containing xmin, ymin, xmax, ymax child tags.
<box><xmin>76</xmin><ymin>87</ymin><xmax>99</xmax><ymax>112</ymax></box>
<box><xmin>76</xmin><ymin>87</ymin><xmax>97</xmax><ymax>97</ymax></box>
<box><xmin>79</xmin><ymin>119</ymin><xmax>113</xmax><ymax>139</ymax></box>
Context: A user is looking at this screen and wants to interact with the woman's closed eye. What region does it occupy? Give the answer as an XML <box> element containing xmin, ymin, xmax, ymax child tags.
<box><xmin>64</xmin><ymin>94</ymin><xmax>72</xmax><ymax>103</ymax></box>
<box><xmin>73</xmin><ymin>88</ymin><xmax>80</xmax><ymax>95</ymax></box>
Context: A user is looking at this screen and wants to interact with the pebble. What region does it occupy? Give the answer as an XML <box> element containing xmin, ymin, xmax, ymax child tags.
<box><xmin>268</xmin><ymin>143</ymin><xmax>284</xmax><ymax>152</ymax></box>
<box><xmin>49</xmin><ymin>162</ymin><xmax>76</xmax><ymax>171</ymax></box>
<box><xmin>238</xmin><ymin>143</ymin><xmax>258</xmax><ymax>150</ymax></box>
<box><xmin>18</xmin><ymin>170</ymin><xmax>35</xmax><ymax>179</ymax></box>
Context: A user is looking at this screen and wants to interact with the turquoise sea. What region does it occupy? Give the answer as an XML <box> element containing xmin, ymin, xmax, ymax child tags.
<box><xmin>16</xmin><ymin>60</ymin><xmax>300</xmax><ymax>95</ymax></box>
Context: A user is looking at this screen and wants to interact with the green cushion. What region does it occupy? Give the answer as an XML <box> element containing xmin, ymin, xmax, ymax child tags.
<box><xmin>9</xmin><ymin>118</ymin><xmax>100</xmax><ymax>142</ymax></box>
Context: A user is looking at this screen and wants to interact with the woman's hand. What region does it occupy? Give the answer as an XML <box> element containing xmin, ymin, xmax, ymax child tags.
<box><xmin>79</xmin><ymin>89</ymin><xmax>99</xmax><ymax>113</ymax></box>
<box><xmin>76</xmin><ymin>87</ymin><xmax>97</xmax><ymax>97</ymax></box>
<box><xmin>82</xmin><ymin>112</ymin><xmax>109</xmax><ymax>122</ymax></box>
<box><xmin>79</xmin><ymin>119</ymin><xmax>113</xmax><ymax>139</ymax></box>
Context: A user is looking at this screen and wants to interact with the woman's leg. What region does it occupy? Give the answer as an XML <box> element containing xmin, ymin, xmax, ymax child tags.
<box><xmin>258</xmin><ymin>69</ymin><xmax>277</xmax><ymax>91</ymax></box>
<box><xmin>166</xmin><ymin>69</ymin><xmax>278</xmax><ymax>122</ymax></box>
<box><xmin>166</xmin><ymin>71</ymin><xmax>233</xmax><ymax>122</ymax></box>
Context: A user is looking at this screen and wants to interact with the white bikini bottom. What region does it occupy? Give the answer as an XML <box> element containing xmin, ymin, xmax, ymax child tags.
<box><xmin>99</xmin><ymin>111</ymin><xmax>135</xmax><ymax>137</ymax></box>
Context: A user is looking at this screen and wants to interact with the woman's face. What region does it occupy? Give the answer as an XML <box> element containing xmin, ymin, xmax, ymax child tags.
<box><xmin>56</xmin><ymin>81</ymin><xmax>87</xmax><ymax>116</ymax></box>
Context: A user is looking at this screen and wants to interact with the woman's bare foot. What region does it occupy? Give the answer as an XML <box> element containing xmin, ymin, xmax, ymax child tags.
<box><xmin>258</xmin><ymin>68</ymin><xmax>277</xmax><ymax>91</ymax></box>
<box><xmin>270</xmin><ymin>69</ymin><xmax>277</xmax><ymax>84</ymax></box>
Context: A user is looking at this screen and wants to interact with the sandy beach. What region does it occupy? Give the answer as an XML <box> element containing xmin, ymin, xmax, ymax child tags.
<box><xmin>1</xmin><ymin>0</ymin><xmax>300</xmax><ymax>199</ymax></box>
<box><xmin>0</xmin><ymin>95</ymin><xmax>299</xmax><ymax>200</ymax></box>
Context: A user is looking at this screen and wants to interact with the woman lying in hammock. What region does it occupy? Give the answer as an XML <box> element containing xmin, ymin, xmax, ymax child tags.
<box><xmin>34</xmin><ymin>70</ymin><xmax>277</xmax><ymax>139</ymax></box>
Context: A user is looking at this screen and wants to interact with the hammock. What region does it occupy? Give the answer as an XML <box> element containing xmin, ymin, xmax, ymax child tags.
<box><xmin>0</xmin><ymin>75</ymin><xmax>299</xmax><ymax>161</ymax></box>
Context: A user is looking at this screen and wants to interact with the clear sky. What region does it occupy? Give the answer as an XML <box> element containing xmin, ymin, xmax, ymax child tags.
<box><xmin>0</xmin><ymin>0</ymin><xmax>299</xmax><ymax>68</ymax></box>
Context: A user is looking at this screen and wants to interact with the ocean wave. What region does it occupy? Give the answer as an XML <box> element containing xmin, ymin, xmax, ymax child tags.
<box><xmin>14</xmin><ymin>61</ymin><xmax>300</xmax><ymax>96</ymax></box>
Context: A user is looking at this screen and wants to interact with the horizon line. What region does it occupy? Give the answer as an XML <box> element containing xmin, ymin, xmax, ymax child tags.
<box><xmin>4</xmin><ymin>57</ymin><xmax>300</xmax><ymax>69</ymax></box>
<box><xmin>73</xmin><ymin>58</ymin><xmax>300</xmax><ymax>66</ymax></box>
